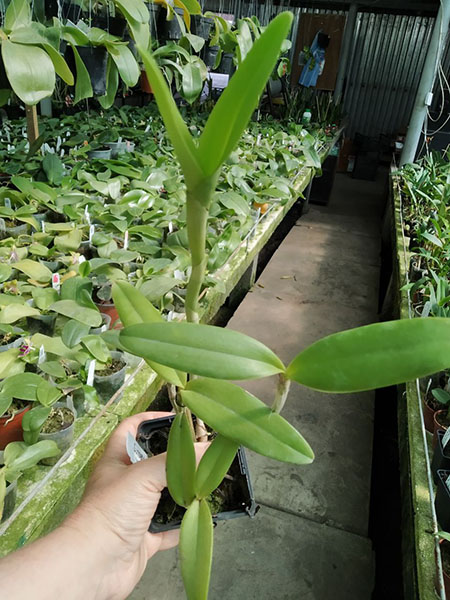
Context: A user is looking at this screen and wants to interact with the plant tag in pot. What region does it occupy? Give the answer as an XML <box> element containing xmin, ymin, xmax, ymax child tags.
<box><xmin>124</xmin><ymin>230</ymin><xmax>129</xmax><ymax>250</ymax></box>
<box><xmin>0</xmin><ymin>219</ymin><xmax>5</xmax><ymax>234</ymax></box>
<box><xmin>41</xmin><ymin>220</ymin><xmax>46</xmax><ymax>233</ymax></box>
<box><xmin>86</xmin><ymin>360</ymin><xmax>96</xmax><ymax>387</ymax></box>
<box><xmin>4</xmin><ymin>198</ymin><xmax>11</xmax><ymax>209</ymax></box>
<box><xmin>38</xmin><ymin>345</ymin><xmax>46</xmax><ymax>365</ymax></box>
<box><xmin>52</xmin><ymin>273</ymin><xmax>60</xmax><ymax>292</ymax></box>
<box><xmin>126</xmin><ymin>432</ymin><xmax>148</xmax><ymax>464</ymax></box>
<box><xmin>443</xmin><ymin>429</ymin><xmax>450</xmax><ymax>449</ymax></box>
<box><xmin>89</xmin><ymin>225</ymin><xmax>95</xmax><ymax>243</ymax></box>
<box><xmin>84</xmin><ymin>206</ymin><xmax>91</xmax><ymax>225</ymax></box>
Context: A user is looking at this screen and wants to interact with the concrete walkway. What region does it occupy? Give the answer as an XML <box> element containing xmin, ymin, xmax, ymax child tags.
<box><xmin>130</xmin><ymin>171</ymin><xmax>385</xmax><ymax>599</ymax></box>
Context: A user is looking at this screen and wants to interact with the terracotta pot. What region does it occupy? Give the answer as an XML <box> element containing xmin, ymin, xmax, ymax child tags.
<box><xmin>140</xmin><ymin>71</ymin><xmax>153</xmax><ymax>94</ymax></box>
<box><xmin>423</xmin><ymin>395</ymin><xmax>438</xmax><ymax>433</ymax></box>
<box><xmin>95</xmin><ymin>301</ymin><xmax>121</xmax><ymax>329</ymax></box>
<box><xmin>0</xmin><ymin>404</ymin><xmax>31</xmax><ymax>451</ymax></box>
<box><xmin>434</xmin><ymin>410</ymin><xmax>448</xmax><ymax>449</ymax></box>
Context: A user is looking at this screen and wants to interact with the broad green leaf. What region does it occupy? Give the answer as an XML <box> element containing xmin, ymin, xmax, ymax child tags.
<box><xmin>432</xmin><ymin>388</ymin><xmax>450</xmax><ymax>405</ymax></box>
<box><xmin>54</xmin><ymin>228</ymin><xmax>82</xmax><ymax>252</ymax></box>
<box><xmin>120</xmin><ymin>322</ymin><xmax>285</xmax><ymax>380</ymax></box>
<box><xmin>0</xmin><ymin>349</ymin><xmax>22</xmax><ymax>380</ymax></box>
<box><xmin>112</xmin><ymin>280</ymin><xmax>163</xmax><ymax>325</ymax></box>
<box><xmin>62</xmin><ymin>320</ymin><xmax>91</xmax><ymax>348</ymax></box>
<box><xmin>42</xmin><ymin>43</ymin><xmax>74</xmax><ymax>85</ymax></box>
<box><xmin>182</xmin><ymin>379</ymin><xmax>314</xmax><ymax>464</ymax></box>
<box><xmin>180</xmin><ymin>499</ymin><xmax>213</xmax><ymax>600</ymax></box>
<box><xmin>98</xmin><ymin>58</ymin><xmax>119</xmax><ymax>110</ymax></box>
<box><xmin>81</xmin><ymin>335</ymin><xmax>110</xmax><ymax>363</ymax></box>
<box><xmin>13</xmin><ymin>259</ymin><xmax>52</xmax><ymax>282</ymax></box>
<box><xmin>114</xmin><ymin>0</ymin><xmax>149</xmax><ymax>49</ymax></box>
<box><xmin>138</xmin><ymin>48</ymin><xmax>203</xmax><ymax>188</ymax></box>
<box><xmin>71</xmin><ymin>44</ymin><xmax>93</xmax><ymax>104</ymax></box>
<box><xmin>42</xmin><ymin>153</ymin><xmax>64</xmax><ymax>186</ymax></box>
<box><xmin>32</xmin><ymin>288</ymin><xmax>58</xmax><ymax>311</ymax></box>
<box><xmin>0</xmin><ymin>394</ymin><xmax>13</xmax><ymax>417</ymax></box>
<box><xmin>218</xmin><ymin>191</ymin><xmax>250</xmax><ymax>216</ymax></box>
<box><xmin>181</xmin><ymin>62</ymin><xmax>203</xmax><ymax>104</ymax></box>
<box><xmin>166</xmin><ymin>412</ymin><xmax>196</xmax><ymax>507</ymax></box>
<box><xmin>50</xmin><ymin>300</ymin><xmax>102</xmax><ymax>327</ymax></box>
<box><xmin>61</xmin><ymin>26</ymin><xmax>90</xmax><ymax>47</ymax></box>
<box><xmin>38</xmin><ymin>360</ymin><xmax>67</xmax><ymax>379</ymax></box>
<box><xmin>31</xmin><ymin>334</ymin><xmax>79</xmax><ymax>360</ymax></box>
<box><xmin>4</xmin><ymin>440</ymin><xmax>59</xmax><ymax>478</ymax></box>
<box><xmin>4</xmin><ymin>0</ymin><xmax>31</xmax><ymax>33</ymax></box>
<box><xmin>36</xmin><ymin>379</ymin><xmax>62</xmax><ymax>407</ymax></box>
<box><xmin>138</xmin><ymin>276</ymin><xmax>178</xmax><ymax>302</ymax></box>
<box><xmin>105</xmin><ymin>43</ymin><xmax>139</xmax><ymax>87</ymax></box>
<box><xmin>302</xmin><ymin>146</ymin><xmax>321</xmax><ymax>169</ymax></box>
<box><xmin>195</xmin><ymin>435</ymin><xmax>239</xmax><ymax>499</ymax></box>
<box><xmin>22</xmin><ymin>405</ymin><xmax>52</xmax><ymax>445</ymax></box>
<box><xmin>1</xmin><ymin>40</ymin><xmax>55</xmax><ymax>105</ymax></box>
<box><xmin>176</xmin><ymin>0</ymin><xmax>201</xmax><ymax>14</ymax></box>
<box><xmin>0</xmin><ymin>303</ymin><xmax>40</xmax><ymax>324</ymax></box>
<box><xmin>1</xmin><ymin>372</ymin><xmax>43</xmax><ymax>400</ymax></box>
<box><xmin>286</xmin><ymin>318</ymin><xmax>450</xmax><ymax>392</ymax></box>
<box><xmin>197</xmin><ymin>12</ymin><xmax>293</xmax><ymax>176</ymax></box>
<box><xmin>0</xmin><ymin>264</ymin><xmax>13</xmax><ymax>282</ymax></box>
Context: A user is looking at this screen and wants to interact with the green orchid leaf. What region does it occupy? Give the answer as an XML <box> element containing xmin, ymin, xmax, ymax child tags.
<box><xmin>0</xmin><ymin>264</ymin><xmax>13</xmax><ymax>283</ymax></box>
<box><xmin>120</xmin><ymin>322</ymin><xmax>285</xmax><ymax>380</ymax></box>
<box><xmin>114</xmin><ymin>0</ymin><xmax>149</xmax><ymax>49</ymax></box>
<box><xmin>13</xmin><ymin>259</ymin><xmax>52</xmax><ymax>282</ymax></box>
<box><xmin>182</xmin><ymin>379</ymin><xmax>314</xmax><ymax>464</ymax></box>
<box><xmin>0</xmin><ymin>303</ymin><xmax>40</xmax><ymax>324</ymax></box>
<box><xmin>181</xmin><ymin>61</ymin><xmax>203</xmax><ymax>104</ymax></box>
<box><xmin>105</xmin><ymin>43</ymin><xmax>140</xmax><ymax>87</ymax></box>
<box><xmin>1</xmin><ymin>372</ymin><xmax>44</xmax><ymax>401</ymax></box>
<box><xmin>50</xmin><ymin>300</ymin><xmax>102</xmax><ymax>328</ymax></box>
<box><xmin>180</xmin><ymin>499</ymin><xmax>213</xmax><ymax>600</ymax></box>
<box><xmin>112</xmin><ymin>280</ymin><xmax>163</xmax><ymax>324</ymax></box>
<box><xmin>195</xmin><ymin>435</ymin><xmax>239</xmax><ymax>499</ymax></box>
<box><xmin>32</xmin><ymin>288</ymin><xmax>58</xmax><ymax>311</ymax></box>
<box><xmin>80</xmin><ymin>335</ymin><xmax>110</xmax><ymax>363</ymax></box>
<box><xmin>61</xmin><ymin>320</ymin><xmax>91</xmax><ymax>349</ymax></box>
<box><xmin>0</xmin><ymin>394</ymin><xmax>13</xmax><ymax>417</ymax></box>
<box><xmin>197</xmin><ymin>12</ymin><xmax>293</xmax><ymax>176</ymax></box>
<box><xmin>1</xmin><ymin>40</ymin><xmax>55</xmax><ymax>105</ymax></box>
<box><xmin>0</xmin><ymin>349</ymin><xmax>23</xmax><ymax>381</ymax></box>
<box><xmin>54</xmin><ymin>228</ymin><xmax>82</xmax><ymax>252</ymax></box>
<box><xmin>22</xmin><ymin>405</ymin><xmax>52</xmax><ymax>445</ymax></box>
<box><xmin>71</xmin><ymin>44</ymin><xmax>93</xmax><ymax>104</ymax></box>
<box><xmin>41</xmin><ymin>43</ymin><xmax>74</xmax><ymax>85</ymax></box>
<box><xmin>36</xmin><ymin>379</ymin><xmax>62</xmax><ymax>407</ymax></box>
<box><xmin>166</xmin><ymin>412</ymin><xmax>196</xmax><ymax>507</ymax></box>
<box><xmin>286</xmin><ymin>318</ymin><xmax>450</xmax><ymax>392</ymax></box>
<box><xmin>137</xmin><ymin>48</ymin><xmax>203</xmax><ymax>188</ymax></box>
<box><xmin>38</xmin><ymin>360</ymin><xmax>67</xmax><ymax>379</ymax></box>
<box><xmin>42</xmin><ymin>153</ymin><xmax>64</xmax><ymax>186</ymax></box>
<box><xmin>4</xmin><ymin>440</ymin><xmax>60</xmax><ymax>479</ymax></box>
<box><xmin>4</xmin><ymin>0</ymin><xmax>31</xmax><ymax>33</ymax></box>
<box><xmin>177</xmin><ymin>0</ymin><xmax>201</xmax><ymax>14</ymax></box>
<box><xmin>302</xmin><ymin>146</ymin><xmax>321</xmax><ymax>169</ymax></box>
<box><xmin>98</xmin><ymin>58</ymin><xmax>119</xmax><ymax>110</ymax></box>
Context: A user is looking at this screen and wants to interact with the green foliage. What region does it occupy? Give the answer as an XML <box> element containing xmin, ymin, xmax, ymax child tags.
<box><xmin>166</xmin><ymin>412</ymin><xmax>196</xmax><ymax>507</ymax></box>
<box><xmin>195</xmin><ymin>435</ymin><xmax>239</xmax><ymax>499</ymax></box>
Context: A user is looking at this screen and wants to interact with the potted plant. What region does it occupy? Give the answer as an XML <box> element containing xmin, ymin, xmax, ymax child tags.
<box><xmin>0</xmin><ymin>396</ymin><xmax>31</xmax><ymax>451</ymax></box>
<box><xmin>0</xmin><ymin>439</ymin><xmax>60</xmax><ymax>522</ymax></box>
<box><xmin>433</xmin><ymin>388</ymin><xmax>450</xmax><ymax>447</ymax></box>
<box><xmin>104</xmin><ymin>14</ymin><xmax>450</xmax><ymax>598</ymax></box>
<box><xmin>93</xmin><ymin>350</ymin><xmax>127</xmax><ymax>402</ymax></box>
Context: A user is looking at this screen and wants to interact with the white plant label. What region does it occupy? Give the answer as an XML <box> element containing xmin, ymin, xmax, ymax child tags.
<box><xmin>78</xmin><ymin>255</ymin><xmax>86</xmax><ymax>264</ymax></box>
<box><xmin>52</xmin><ymin>273</ymin><xmax>60</xmax><ymax>292</ymax></box>
<box><xmin>41</xmin><ymin>220</ymin><xmax>46</xmax><ymax>233</ymax></box>
<box><xmin>89</xmin><ymin>224</ymin><xmax>95</xmax><ymax>243</ymax></box>
<box><xmin>124</xmin><ymin>230</ymin><xmax>129</xmax><ymax>250</ymax></box>
<box><xmin>256</xmin><ymin>134</ymin><xmax>261</xmax><ymax>146</ymax></box>
<box><xmin>168</xmin><ymin>221</ymin><xmax>173</xmax><ymax>234</ymax></box>
<box><xmin>84</xmin><ymin>206</ymin><xmax>91</xmax><ymax>225</ymax></box>
<box><xmin>86</xmin><ymin>360</ymin><xmax>96</xmax><ymax>387</ymax></box>
<box><xmin>443</xmin><ymin>428</ymin><xmax>450</xmax><ymax>449</ymax></box>
<box><xmin>38</xmin><ymin>345</ymin><xmax>46</xmax><ymax>364</ymax></box>
<box><xmin>4</xmin><ymin>198</ymin><xmax>11</xmax><ymax>209</ymax></box>
<box><xmin>126</xmin><ymin>432</ymin><xmax>148</xmax><ymax>464</ymax></box>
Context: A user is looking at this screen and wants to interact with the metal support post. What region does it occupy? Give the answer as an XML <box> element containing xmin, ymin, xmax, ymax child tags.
<box><xmin>400</xmin><ymin>3</ymin><xmax>450</xmax><ymax>166</ymax></box>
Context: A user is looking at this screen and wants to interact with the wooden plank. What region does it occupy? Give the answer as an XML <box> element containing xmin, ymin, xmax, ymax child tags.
<box><xmin>25</xmin><ymin>104</ymin><xmax>39</xmax><ymax>145</ymax></box>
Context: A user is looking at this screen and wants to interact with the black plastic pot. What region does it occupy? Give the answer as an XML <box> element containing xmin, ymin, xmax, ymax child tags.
<box><xmin>158</xmin><ymin>7</ymin><xmax>185</xmax><ymax>41</ymax></box>
<box><xmin>202</xmin><ymin>45</ymin><xmax>220</xmax><ymax>70</ymax></box>
<box><xmin>433</xmin><ymin>431</ymin><xmax>450</xmax><ymax>484</ymax></box>
<box><xmin>191</xmin><ymin>15</ymin><xmax>213</xmax><ymax>41</ymax></box>
<box><xmin>147</xmin><ymin>3</ymin><xmax>161</xmax><ymax>40</ymax></box>
<box><xmin>215</xmin><ymin>52</ymin><xmax>235</xmax><ymax>76</ymax></box>
<box><xmin>435</xmin><ymin>470</ymin><xmax>450</xmax><ymax>530</ymax></box>
<box><xmin>76</xmin><ymin>46</ymin><xmax>109</xmax><ymax>96</ymax></box>
<box><xmin>90</xmin><ymin>15</ymin><xmax>127</xmax><ymax>37</ymax></box>
<box><xmin>136</xmin><ymin>415</ymin><xmax>259</xmax><ymax>533</ymax></box>
<box><xmin>26</xmin><ymin>313</ymin><xmax>57</xmax><ymax>336</ymax></box>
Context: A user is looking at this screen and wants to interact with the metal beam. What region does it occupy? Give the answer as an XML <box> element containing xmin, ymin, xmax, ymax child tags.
<box><xmin>400</xmin><ymin>3</ymin><xmax>450</xmax><ymax>165</ymax></box>
<box><xmin>334</xmin><ymin>3</ymin><xmax>358</xmax><ymax>103</ymax></box>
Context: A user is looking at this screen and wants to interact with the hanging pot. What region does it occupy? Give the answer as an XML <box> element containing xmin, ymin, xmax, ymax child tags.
<box><xmin>87</xmin><ymin>147</ymin><xmax>112</xmax><ymax>160</ymax></box>
<box><xmin>140</xmin><ymin>70</ymin><xmax>153</xmax><ymax>94</ymax></box>
<box><xmin>90</xmin><ymin>15</ymin><xmax>127</xmax><ymax>37</ymax></box>
<box><xmin>191</xmin><ymin>15</ymin><xmax>213</xmax><ymax>41</ymax></box>
<box><xmin>1</xmin><ymin>480</ymin><xmax>17</xmax><ymax>523</ymax></box>
<box><xmin>136</xmin><ymin>414</ymin><xmax>259</xmax><ymax>533</ymax></box>
<box><xmin>93</xmin><ymin>351</ymin><xmax>127</xmax><ymax>403</ymax></box>
<box><xmin>158</xmin><ymin>7</ymin><xmax>185</xmax><ymax>42</ymax></box>
<box><xmin>38</xmin><ymin>401</ymin><xmax>76</xmax><ymax>466</ymax></box>
<box><xmin>95</xmin><ymin>300</ymin><xmax>120</xmax><ymax>328</ymax></box>
<box><xmin>215</xmin><ymin>52</ymin><xmax>235</xmax><ymax>76</ymax></box>
<box><xmin>0</xmin><ymin>402</ymin><xmax>31</xmax><ymax>451</ymax></box>
<box><xmin>147</xmin><ymin>3</ymin><xmax>161</xmax><ymax>40</ymax></box>
<box><xmin>76</xmin><ymin>46</ymin><xmax>109</xmax><ymax>96</ymax></box>
<box><xmin>202</xmin><ymin>45</ymin><xmax>220</xmax><ymax>70</ymax></box>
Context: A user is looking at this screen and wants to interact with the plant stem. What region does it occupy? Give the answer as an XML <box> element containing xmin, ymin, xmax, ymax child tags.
<box><xmin>185</xmin><ymin>176</ymin><xmax>217</xmax><ymax>324</ymax></box>
<box><xmin>272</xmin><ymin>373</ymin><xmax>291</xmax><ymax>414</ymax></box>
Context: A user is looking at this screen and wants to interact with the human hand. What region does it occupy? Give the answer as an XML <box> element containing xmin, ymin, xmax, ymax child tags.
<box><xmin>64</xmin><ymin>411</ymin><xmax>209</xmax><ymax>600</ymax></box>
